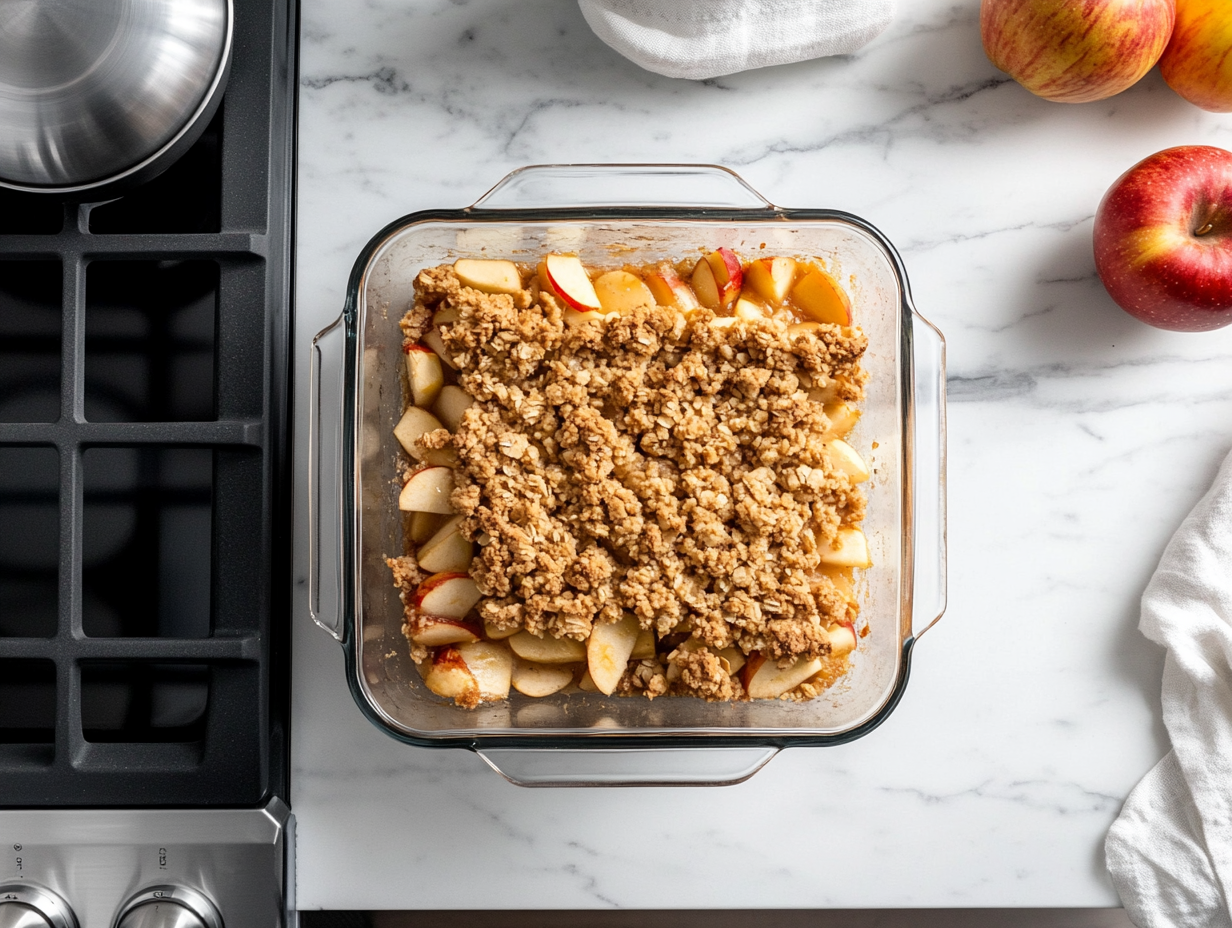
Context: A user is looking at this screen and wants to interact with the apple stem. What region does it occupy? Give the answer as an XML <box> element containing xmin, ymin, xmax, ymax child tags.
<box><xmin>1196</xmin><ymin>222</ymin><xmax>1215</xmax><ymax>236</ymax></box>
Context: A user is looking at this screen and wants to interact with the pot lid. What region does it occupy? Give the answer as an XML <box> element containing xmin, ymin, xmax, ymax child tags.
<box><xmin>0</xmin><ymin>0</ymin><xmax>230</xmax><ymax>192</ymax></box>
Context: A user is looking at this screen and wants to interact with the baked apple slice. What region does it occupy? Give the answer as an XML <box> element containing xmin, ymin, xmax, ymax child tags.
<box><xmin>630</xmin><ymin>627</ymin><xmax>656</xmax><ymax>660</ymax></box>
<box><xmin>691</xmin><ymin>247</ymin><xmax>742</xmax><ymax>309</ymax></box>
<box><xmin>407</xmin><ymin>614</ymin><xmax>482</xmax><ymax>646</ymax></box>
<box><xmin>424</xmin><ymin>646</ymin><xmax>479</xmax><ymax>702</ymax></box>
<box><xmin>407</xmin><ymin>510</ymin><xmax>446</xmax><ymax>544</ymax></box>
<box><xmin>457</xmin><ymin>640</ymin><xmax>513</xmax><ymax>700</ymax></box>
<box><xmin>745</xmin><ymin>256</ymin><xmax>796</xmax><ymax>305</ymax></box>
<box><xmin>416</xmin><ymin>515</ymin><xmax>473</xmax><ymax>573</ymax></box>
<box><xmin>404</xmin><ymin>344</ymin><xmax>444</xmax><ymax>408</ymax></box>
<box><xmin>422</xmin><ymin>328</ymin><xmax>458</xmax><ymax>370</ymax></box>
<box><xmin>742</xmin><ymin>652</ymin><xmax>824</xmax><ymax>699</ymax></box>
<box><xmin>826</xmin><ymin>439</ymin><xmax>870</xmax><ymax>482</ymax></box>
<box><xmin>819</xmin><ymin>528</ymin><xmax>872</xmax><ymax>569</ymax></box>
<box><xmin>511</xmin><ymin>658</ymin><xmax>575</xmax><ymax>697</ymax></box>
<box><xmin>453</xmin><ymin>259</ymin><xmax>522</xmax><ymax>295</ymax></box>
<box><xmin>413</xmin><ymin>572</ymin><xmax>482</xmax><ymax>618</ymax></box>
<box><xmin>594</xmin><ymin>270</ymin><xmax>655</xmax><ymax>315</ymax></box>
<box><xmin>508</xmin><ymin>630</ymin><xmax>586</xmax><ymax>664</ymax></box>
<box><xmin>826</xmin><ymin>621</ymin><xmax>858</xmax><ymax>655</ymax></box>
<box><xmin>644</xmin><ymin>265</ymin><xmax>700</xmax><ymax>312</ymax></box>
<box><xmin>393</xmin><ymin>407</ymin><xmax>457</xmax><ymax>466</ymax></box>
<box><xmin>398</xmin><ymin>466</ymin><xmax>456</xmax><ymax>514</ymax></box>
<box><xmin>544</xmin><ymin>254</ymin><xmax>601</xmax><ymax>312</ymax></box>
<box><xmin>587</xmin><ymin>612</ymin><xmax>640</xmax><ymax>695</ymax></box>
<box><xmin>822</xmin><ymin>402</ymin><xmax>860</xmax><ymax>440</ymax></box>
<box><xmin>792</xmin><ymin>265</ymin><xmax>852</xmax><ymax>326</ymax></box>
<box><xmin>734</xmin><ymin>296</ymin><xmax>767</xmax><ymax>321</ymax></box>
<box><xmin>483</xmin><ymin>618</ymin><xmax>519</xmax><ymax>641</ymax></box>
<box><xmin>432</xmin><ymin>385</ymin><xmax>474</xmax><ymax>432</ymax></box>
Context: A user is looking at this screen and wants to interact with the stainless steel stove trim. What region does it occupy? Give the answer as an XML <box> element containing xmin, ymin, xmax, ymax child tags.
<box><xmin>114</xmin><ymin>886</ymin><xmax>222</xmax><ymax>928</ymax></box>
<box><xmin>0</xmin><ymin>882</ymin><xmax>77</xmax><ymax>928</ymax></box>
<box><xmin>0</xmin><ymin>799</ymin><xmax>292</xmax><ymax>928</ymax></box>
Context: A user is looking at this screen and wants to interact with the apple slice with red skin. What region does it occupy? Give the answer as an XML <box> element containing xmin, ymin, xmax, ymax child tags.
<box><xmin>508</xmin><ymin>630</ymin><xmax>586</xmax><ymax>663</ymax></box>
<box><xmin>424</xmin><ymin>646</ymin><xmax>479</xmax><ymax>702</ymax></box>
<box><xmin>432</xmin><ymin>385</ymin><xmax>474</xmax><ymax>432</ymax></box>
<box><xmin>587</xmin><ymin>612</ymin><xmax>640</xmax><ymax>695</ymax></box>
<box><xmin>453</xmin><ymin>259</ymin><xmax>522</xmax><ymax>295</ymax></box>
<box><xmin>413</xmin><ymin>572</ymin><xmax>482</xmax><ymax>618</ymax></box>
<box><xmin>407</xmin><ymin>614</ymin><xmax>482</xmax><ymax>646</ymax></box>
<box><xmin>544</xmin><ymin>254</ymin><xmax>602</xmax><ymax>312</ymax></box>
<box><xmin>404</xmin><ymin>343</ymin><xmax>444</xmax><ymax>408</ymax></box>
<box><xmin>398</xmin><ymin>466</ymin><xmax>456</xmax><ymax>514</ymax></box>
<box><xmin>1094</xmin><ymin>145</ymin><xmax>1232</xmax><ymax>331</ymax></box>
<box><xmin>644</xmin><ymin>266</ymin><xmax>700</xmax><ymax>312</ymax></box>
<box><xmin>393</xmin><ymin>407</ymin><xmax>457</xmax><ymax>467</ymax></box>
<box><xmin>826</xmin><ymin>439</ymin><xmax>870</xmax><ymax>483</ymax></box>
<box><xmin>691</xmin><ymin>248</ymin><xmax>742</xmax><ymax>309</ymax></box>
<box><xmin>819</xmin><ymin>528</ymin><xmax>872</xmax><ymax>569</ymax></box>
<box><xmin>416</xmin><ymin>515</ymin><xmax>473</xmax><ymax>573</ymax></box>
<box><xmin>457</xmin><ymin>640</ymin><xmax>513</xmax><ymax>700</ymax></box>
<box><xmin>792</xmin><ymin>266</ymin><xmax>852</xmax><ymax>325</ymax></box>
<box><xmin>511</xmin><ymin>658</ymin><xmax>575</xmax><ymax>697</ymax></box>
<box><xmin>746</xmin><ymin>256</ymin><xmax>797</xmax><ymax>305</ymax></box>
<box><xmin>743</xmin><ymin>651</ymin><xmax>824</xmax><ymax>699</ymax></box>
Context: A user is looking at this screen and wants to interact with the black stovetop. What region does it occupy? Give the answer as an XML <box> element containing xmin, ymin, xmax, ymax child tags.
<box><xmin>0</xmin><ymin>0</ymin><xmax>296</xmax><ymax>807</ymax></box>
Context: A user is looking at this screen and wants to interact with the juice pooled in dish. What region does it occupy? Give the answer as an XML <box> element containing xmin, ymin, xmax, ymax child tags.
<box><xmin>385</xmin><ymin>248</ymin><xmax>871</xmax><ymax>709</ymax></box>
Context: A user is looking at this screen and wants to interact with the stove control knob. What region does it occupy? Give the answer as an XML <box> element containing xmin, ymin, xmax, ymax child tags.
<box><xmin>0</xmin><ymin>885</ymin><xmax>77</xmax><ymax>928</ymax></box>
<box><xmin>115</xmin><ymin>888</ymin><xmax>221</xmax><ymax>928</ymax></box>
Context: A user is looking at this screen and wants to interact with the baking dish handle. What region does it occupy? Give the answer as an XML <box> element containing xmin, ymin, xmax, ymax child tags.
<box><xmin>475</xmin><ymin>746</ymin><xmax>780</xmax><ymax>788</ymax></box>
<box><xmin>470</xmin><ymin>164</ymin><xmax>774</xmax><ymax>211</ymax></box>
<box><xmin>911</xmin><ymin>310</ymin><xmax>947</xmax><ymax>639</ymax></box>
<box><xmin>308</xmin><ymin>314</ymin><xmax>347</xmax><ymax>642</ymax></box>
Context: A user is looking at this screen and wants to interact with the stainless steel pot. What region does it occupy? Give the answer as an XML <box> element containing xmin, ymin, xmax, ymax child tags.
<box><xmin>0</xmin><ymin>0</ymin><xmax>232</xmax><ymax>197</ymax></box>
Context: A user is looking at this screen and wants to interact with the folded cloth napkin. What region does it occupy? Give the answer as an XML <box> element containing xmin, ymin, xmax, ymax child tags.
<box><xmin>576</xmin><ymin>0</ymin><xmax>894</xmax><ymax>81</ymax></box>
<box><xmin>1107</xmin><ymin>447</ymin><xmax>1232</xmax><ymax>928</ymax></box>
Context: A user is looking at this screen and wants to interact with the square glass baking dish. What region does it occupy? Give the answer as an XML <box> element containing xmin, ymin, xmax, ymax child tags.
<box><xmin>309</xmin><ymin>165</ymin><xmax>947</xmax><ymax>786</ymax></box>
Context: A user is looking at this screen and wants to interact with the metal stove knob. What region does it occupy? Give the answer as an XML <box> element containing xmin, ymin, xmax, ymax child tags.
<box><xmin>115</xmin><ymin>888</ymin><xmax>222</xmax><ymax>928</ymax></box>
<box><xmin>0</xmin><ymin>885</ymin><xmax>77</xmax><ymax>928</ymax></box>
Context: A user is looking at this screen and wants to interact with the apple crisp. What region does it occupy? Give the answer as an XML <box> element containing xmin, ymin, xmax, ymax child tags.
<box><xmin>387</xmin><ymin>252</ymin><xmax>871</xmax><ymax>708</ymax></box>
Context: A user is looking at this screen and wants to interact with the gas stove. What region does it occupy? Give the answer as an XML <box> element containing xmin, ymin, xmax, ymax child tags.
<box><xmin>0</xmin><ymin>0</ymin><xmax>297</xmax><ymax>925</ymax></box>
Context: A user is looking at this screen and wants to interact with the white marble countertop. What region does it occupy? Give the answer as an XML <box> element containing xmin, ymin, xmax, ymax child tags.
<box><xmin>289</xmin><ymin>0</ymin><xmax>1232</xmax><ymax>910</ymax></box>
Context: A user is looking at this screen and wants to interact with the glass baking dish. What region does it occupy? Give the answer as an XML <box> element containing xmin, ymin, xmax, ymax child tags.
<box><xmin>309</xmin><ymin>165</ymin><xmax>947</xmax><ymax>786</ymax></box>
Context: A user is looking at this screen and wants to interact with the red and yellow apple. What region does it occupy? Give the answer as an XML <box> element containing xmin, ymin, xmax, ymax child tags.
<box><xmin>1094</xmin><ymin>145</ymin><xmax>1232</xmax><ymax>331</ymax></box>
<box><xmin>981</xmin><ymin>0</ymin><xmax>1175</xmax><ymax>103</ymax></box>
<box><xmin>1160</xmin><ymin>0</ymin><xmax>1232</xmax><ymax>111</ymax></box>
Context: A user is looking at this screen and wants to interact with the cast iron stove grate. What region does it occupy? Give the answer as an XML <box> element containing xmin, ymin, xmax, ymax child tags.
<box><xmin>0</xmin><ymin>0</ymin><xmax>294</xmax><ymax>807</ymax></box>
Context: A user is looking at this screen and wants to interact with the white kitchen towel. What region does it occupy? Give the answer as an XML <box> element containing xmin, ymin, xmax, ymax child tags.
<box><xmin>1107</xmin><ymin>447</ymin><xmax>1232</xmax><ymax>928</ymax></box>
<box><xmin>577</xmin><ymin>0</ymin><xmax>894</xmax><ymax>81</ymax></box>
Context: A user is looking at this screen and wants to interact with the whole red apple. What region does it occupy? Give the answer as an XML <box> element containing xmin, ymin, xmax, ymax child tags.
<box><xmin>1094</xmin><ymin>146</ymin><xmax>1232</xmax><ymax>331</ymax></box>
<box><xmin>1159</xmin><ymin>0</ymin><xmax>1232</xmax><ymax>112</ymax></box>
<box><xmin>981</xmin><ymin>0</ymin><xmax>1175</xmax><ymax>103</ymax></box>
